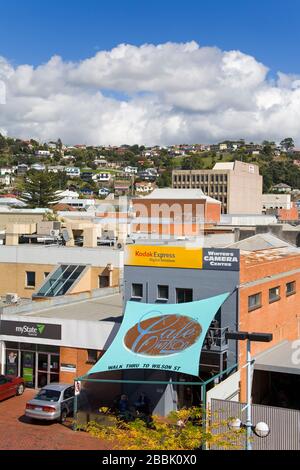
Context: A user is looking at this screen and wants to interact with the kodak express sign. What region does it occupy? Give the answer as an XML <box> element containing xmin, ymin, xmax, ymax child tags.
<box><xmin>125</xmin><ymin>245</ymin><xmax>203</xmax><ymax>269</ymax></box>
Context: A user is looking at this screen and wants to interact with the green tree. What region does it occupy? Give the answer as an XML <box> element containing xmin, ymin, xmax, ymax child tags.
<box><xmin>280</xmin><ymin>137</ymin><xmax>294</xmax><ymax>151</ymax></box>
<box><xmin>19</xmin><ymin>170</ymin><xmax>59</xmax><ymax>208</ymax></box>
<box><xmin>157</xmin><ymin>171</ymin><xmax>171</xmax><ymax>187</ymax></box>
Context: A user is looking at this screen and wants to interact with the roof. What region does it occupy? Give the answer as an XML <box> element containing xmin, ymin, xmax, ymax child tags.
<box><xmin>40</xmin><ymin>383</ymin><xmax>72</xmax><ymax>391</ymax></box>
<box><xmin>140</xmin><ymin>188</ymin><xmax>221</xmax><ymax>204</ymax></box>
<box><xmin>273</xmin><ymin>183</ymin><xmax>291</xmax><ymax>188</ymax></box>
<box><xmin>254</xmin><ymin>341</ymin><xmax>300</xmax><ymax>375</ymax></box>
<box><xmin>227</xmin><ymin>233</ymin><xmax>295</xmax><ymax>251</ymax></box>
<box><xmin>213</xmin><ymin>162</ymin><xmax>235</xmax><ymax>170</ymax></box>
<box><xmin>27</xmin><ymin>293</ymin><xmax>123</xmax><ymax>321</ymax></box>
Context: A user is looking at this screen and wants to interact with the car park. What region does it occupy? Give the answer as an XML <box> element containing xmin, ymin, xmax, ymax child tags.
<box><xmin>25</xmin><ymin>383</ymin><xmax>75</xmax><ymax>423</ymax></box>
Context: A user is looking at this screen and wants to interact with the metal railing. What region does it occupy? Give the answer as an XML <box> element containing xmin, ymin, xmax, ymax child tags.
<box><xmin>203</xmin><ymin>326</ymin><xmax>229</xmax><ymax>351</ymax></box>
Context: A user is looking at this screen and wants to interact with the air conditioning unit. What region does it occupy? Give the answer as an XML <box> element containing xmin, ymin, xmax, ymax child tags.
<box><xmin>6</xmin><ymin>293</ymin><xmax>19</xmax><ymax>304</ymax></box>
<box><xmin>50</xmin><ymin>229</ymin><xmax>60</xmax><ymax>237</ymax></box>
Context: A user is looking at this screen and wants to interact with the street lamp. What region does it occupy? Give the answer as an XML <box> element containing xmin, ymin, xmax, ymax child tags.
<box><xmin>228</xmin><ymin>417</ymin><xmax>270</xmax><ymax>438</ymax></box>
<box><xmin>225</xmin><ymin>331</ymin><xmax>273</xmax><ymax>450</ymax></box>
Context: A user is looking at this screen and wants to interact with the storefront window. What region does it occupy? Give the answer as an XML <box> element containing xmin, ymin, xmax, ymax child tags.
<box><xmin>6</xmin><ymin>350</ymin><xmax>18</xmax><ymax>377</ymax></box>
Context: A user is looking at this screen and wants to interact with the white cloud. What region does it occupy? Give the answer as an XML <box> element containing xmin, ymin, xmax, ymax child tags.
<box><xmin>0</xmin><ymin>41</ymin><xmax>300</xmax><ymax>145</ymax></box>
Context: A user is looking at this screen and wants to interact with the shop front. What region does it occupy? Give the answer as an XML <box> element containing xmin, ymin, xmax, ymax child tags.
<box><xmin>4</xmin><ymin>342</ymin><xmax>60</xmax><ymax>388</ymax></box>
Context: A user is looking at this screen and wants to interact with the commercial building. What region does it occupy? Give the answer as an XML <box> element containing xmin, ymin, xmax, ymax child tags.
<box><xmin>0</xmin><ymin>288</ymin><xmax>122</xmax><ymax>390</ymax></box>
<box><xmin>172</xmin><ymin>161</ymin><xmax>263</xmax><ymax>214</ymax></box>
<box><xmin>132</xmin><ymin>188</ymin><xmax>221</xmax><ymax>237</ymax></box>
<box><xmin>0</xmin><ymin>244</ymin><xmax>123</xmax><ymax>298</ymax></box>
<box><xmin>123</xmin><ymin>236</ymin><xmax>300</xmax><ymax>409</ymax></box>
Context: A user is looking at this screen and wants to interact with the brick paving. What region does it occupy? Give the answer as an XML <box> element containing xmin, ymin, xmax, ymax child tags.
<box><xmin>0</xmin><ymin>389</ymin><xmax>109</xmax><ymax>450</ymax></box>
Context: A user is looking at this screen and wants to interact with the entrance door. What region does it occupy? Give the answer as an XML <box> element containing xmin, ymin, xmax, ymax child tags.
<box><xmin>49</xmin><ymin>354</ymin><xmax>59</xmax><ymax>383</ymax></box>
<box><xmin>37</xmin><ymin>353</ymin><xmax>60</xmax><ymax>387</ymax></box>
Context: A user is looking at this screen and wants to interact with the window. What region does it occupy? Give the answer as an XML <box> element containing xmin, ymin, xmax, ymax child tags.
<box><xmin>99</xmin><ymin>275</ymin><xmax>109</xmax><ymax>288</ymax></box>
<box><xmin>87</xmin><ymin>350</ymin><xmax>98</xmax><ymax>364</ymax></box>
<box><xmin>26</xmin><ymin>271</ymin><xmax>36</xmax><ymax>288</ymax></box>
<box><xmin>44</xmin><ymin>272</ymin><xmax>50</xmax><ymax>279</ymax></box>
<box><xmin>248</xmin><ymin>292</ymin><xmax>262</xmax><ymax>311</ymax></box>
<box><xmin>286</xmin><ymin>281</ymin><xmax>296</xmax><ymax>296</ymax></box>
<box><xmin>157</xmin><ymin>285</ymin><xmax>169</xmax><ymax>300</ymax></box>
<box><xmin>269</xmin><ymin>286</ymin><xmax>280</xmax><ymax>303</ymax></box>
<box><xmin>176</xmin><ymin>288</ymin><xmax>193</xmax><ymax>304</ymax></box>
<box><xmin>63</xmin><ymin>387</ymin><xmax>75</xmax><ymax>400</ymax></box>
<box><xmin>132</xmin><ymin>283</ymin><xmax>143</xmax><ymax>298</ymax></box>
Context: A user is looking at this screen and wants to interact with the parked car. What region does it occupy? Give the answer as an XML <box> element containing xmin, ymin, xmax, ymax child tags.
<box><xmin>0</xmin><ymin>375</ymin><xmax>25</xmax><ymax>401</ymax></box>
<box><xmin>25</xmin><ymin>383</ymin><xmax>75</xmax><ymax>423</ymax></box>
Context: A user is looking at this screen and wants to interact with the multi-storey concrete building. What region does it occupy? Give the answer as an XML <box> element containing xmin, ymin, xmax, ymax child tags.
<box><xmin>172</xmin><ymin>161</ymin><xmax>263</xmax><ymax>214</ymax></box>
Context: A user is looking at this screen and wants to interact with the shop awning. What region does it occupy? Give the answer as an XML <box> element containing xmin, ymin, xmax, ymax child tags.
<box><xmin>88</xmin><ymin>292</ymin><xmax>230</xmax><ymax>377</ymax></box>
<box><xmin>254</xmin><ymin>341</ymin><xmax>300</xmax><ymax>375</ymax></box>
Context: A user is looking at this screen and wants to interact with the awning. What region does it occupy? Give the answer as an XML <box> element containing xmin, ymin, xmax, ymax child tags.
<box><xmin>254</xmin><ymin>341</ymin><xmax>300</xmax><ymax>375</ymax></box>
<box><xmin>88</xmin><ymin>292</ymin><xmax>230</xmax><ymax>377</ymax></box>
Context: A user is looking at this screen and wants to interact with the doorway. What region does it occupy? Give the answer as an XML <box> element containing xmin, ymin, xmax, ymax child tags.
<box><xmin>37</xmin><ymin>352</ymin><xmax>60</xmax><ymax>388</ymax></box>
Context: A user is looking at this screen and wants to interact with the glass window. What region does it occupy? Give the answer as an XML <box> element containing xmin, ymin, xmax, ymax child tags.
<box><xmin>26</xmin><ymin>271</ymin><xmax>36</xmax><ymax>287</ymax></box>
<box><xmin>63</xmin><ymin>387</ymin><xmax>75</xmax><ymax>400</ymax></box>
<box><xmin>157</xmin><ymin>285</ymin><xmax>169</xmax><ymax>300</ymax></box>
<box><xmin>176</xmin><ymin>288</ymin><xmax>193</xmax><ymax>304</ymax></box>
<box><xmin>87</xmin><ymin>350</ymin><xmax>98</xmax><ymax>364</ymax></box>
<box><xmin>6</xmin><ymin>350</ymin><xmax>18</xmax><ymax>377</ymax></box>
<box><xmin>248</xmin><ymin>293</ymin><xmax>262</xmax><ymax>311</ymax></box>
<box><xmin>132</xmin><ymin>283</ymin><xmax>143</xmax><ymax>298</ymax></box>
<box><xmin>35</xmin><ymin>389</ymin><xmax>61</xmax><ymax>402</ymax></box>
<box><xmin>99</xmin><ymin>275</ymin><xmax>109</xmax><ymax>288</ymax></box>
<box><xmin>286</xmin><ymin>281</ymin><xmax>296</xmax><ymax>296</ymax></box>
<box><xmin>35</xmin><ymin>264</ymin><xmax>86</xmax><ymax>297</ymax></box>
<box><xmin>269</xmin><ymin>286</ymin><xmax>280</xmax><ymax>303</ymax></box>
<box><xmin>44</xmin><ymin>272</ymin><xmax>50</xmax><ymax>279</ymax></box>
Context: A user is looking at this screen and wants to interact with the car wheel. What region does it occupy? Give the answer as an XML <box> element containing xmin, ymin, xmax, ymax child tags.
<box><xmin>16</xmin><ymin>383</ymin><xmax>25</xmax><ymax>396</ymax></box>
<box><xmin>60</xmin><ymin>409</ymin><xmax>68</xmax><ymax>423</ymax></box>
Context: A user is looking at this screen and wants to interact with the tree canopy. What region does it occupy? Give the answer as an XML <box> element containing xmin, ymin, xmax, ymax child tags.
<box><xmin>19</xmin><ymin>170</ymin><xmax>59</xmax><ymax>208</ymax></box>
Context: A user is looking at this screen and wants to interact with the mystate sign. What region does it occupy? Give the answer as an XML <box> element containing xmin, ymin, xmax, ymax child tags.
<box><xmin>88</xmin><ymin>293</ymin><xmax>229</xmax><ymax>377</ymax></box>
<box><xmin>0</xmin><ymin>320</ymin><xmax>62</xmax><ymax>340</ymax></box>
<box><xmin>202</xmin><ymin>248</ymin><xmax>240</xmax><ymax>271</ymax></box>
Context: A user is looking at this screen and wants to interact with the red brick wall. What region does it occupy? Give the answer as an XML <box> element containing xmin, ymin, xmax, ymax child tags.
<box><xmin>59</xmin><ymin>347</ymin><xmax>103</xmax><ymax>384</ymax></box>
<box><xmin>132</xmin><ymin>198</ymin><xmax>220</xmax><ymax>226</ymax></box>
<box><xmin>278</xmin><ymin>204</ymin><xmax>299</xmax><ymax>221</ymax></box>
<box><xmin>238</xmin><ymin>256</ymin><xmax>300</xmax><ymax>400</ymax></box>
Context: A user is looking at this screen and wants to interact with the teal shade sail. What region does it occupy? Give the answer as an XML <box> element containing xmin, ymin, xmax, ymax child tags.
<box><xmin>88</xmin><ymin>292</ymin><xmax>229</xmax><ymax>377</ymax></box>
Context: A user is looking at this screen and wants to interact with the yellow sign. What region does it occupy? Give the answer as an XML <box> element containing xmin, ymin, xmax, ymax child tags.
<box><xmin>125</xmin><ymin>245</ymin><xmax>203</xmax><ymax>269</ymax></box>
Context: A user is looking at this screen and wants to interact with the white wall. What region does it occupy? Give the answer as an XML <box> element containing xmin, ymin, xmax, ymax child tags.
<box><xmin>0</xmin><ymin>245</ymin><xmax>124</xmax><ymax>268</ymax></box>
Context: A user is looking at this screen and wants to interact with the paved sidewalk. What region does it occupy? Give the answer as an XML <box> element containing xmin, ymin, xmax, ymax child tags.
<box><xmin>0</xmin><ymin>389</ymin><xmax>108</xmax><ymax>450</ymax></box>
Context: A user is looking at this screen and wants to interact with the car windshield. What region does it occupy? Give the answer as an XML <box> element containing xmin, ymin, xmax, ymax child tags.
<box><xmin>35</xmin><ymin>389</ymin><xmax>61</xmax><ymax>402</ymax></box>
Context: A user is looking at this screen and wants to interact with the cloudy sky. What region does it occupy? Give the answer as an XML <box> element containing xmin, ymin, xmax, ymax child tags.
<box><xmin>0</xmin><ymin>0</ymin><xmax>300</xmax><ymax>146</ymax></box>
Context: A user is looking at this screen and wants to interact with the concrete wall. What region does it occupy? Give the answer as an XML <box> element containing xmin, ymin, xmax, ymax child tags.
<box><xmin>0</xmin><ymin>263</ymin><xmax>121</xmax><ymax>298</ymax></box>
<box><xmin>228</xmin><ymin>162</ymin><xmax>262</xmax><ymax>214</ymax></box>
<box><xmin>0</xmin><ymin>212</ymin><xmax>45</xmax><ymax>230</ymax></box>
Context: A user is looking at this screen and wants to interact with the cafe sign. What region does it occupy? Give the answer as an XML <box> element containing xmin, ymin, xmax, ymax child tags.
<box><xmin>88</xmin><ymin>293</ymin><xmax>229</xmax><ymax>377</ymax></box>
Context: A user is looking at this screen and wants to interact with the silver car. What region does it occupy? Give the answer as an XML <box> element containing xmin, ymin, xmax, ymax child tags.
<box><xmin>25</xmin><ymin>383</ymin><xmax>75</xmax><ymax>423</ymax></box>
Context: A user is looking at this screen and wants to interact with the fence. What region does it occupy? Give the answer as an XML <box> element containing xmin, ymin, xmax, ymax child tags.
<box><xmin>210</xmin><ymin>398</ymin><xmax>300</xmax><ymax>450</ymax></box>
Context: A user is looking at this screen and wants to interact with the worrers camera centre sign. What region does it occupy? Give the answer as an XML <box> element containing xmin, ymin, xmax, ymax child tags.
<box><xmin>202</xmin><ymin>248</ymin><xmax>240</xmax><ymax>271</ymax></box>
<box><xmin>0</xmin><ymin>320</ymin><xmax>62</xmax><ymax>340</ymax></box>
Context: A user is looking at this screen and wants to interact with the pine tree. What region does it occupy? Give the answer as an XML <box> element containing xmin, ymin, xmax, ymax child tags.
<box><xmin>19</xmin><ymin>170</ymin><xmax>59</xmax><ymax>208</ymax></box>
